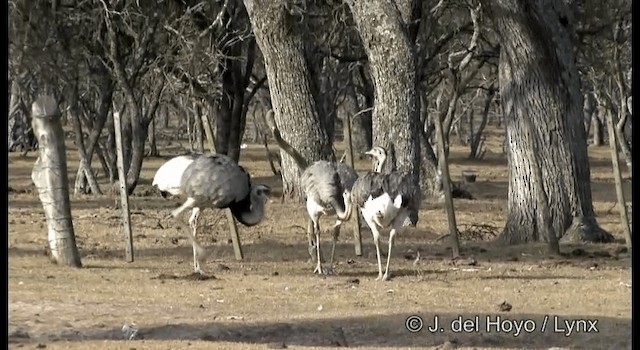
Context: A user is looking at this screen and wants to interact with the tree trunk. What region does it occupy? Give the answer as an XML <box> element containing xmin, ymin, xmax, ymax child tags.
<box><xmin>591</xmin><ymin>112</ymin><xmax>604</xmax><ymax>146</ymax></box>
<box><xmin>105</xmin><ymin>113</ymin><xmax>118</xmax><ymax>183</ymax></box>
<box><xmin>70</xmin><ymin>106</ymin><xmax>102</xmax><ymax>196</ymax></box>
<box><xmin>419</xmin><ymin>91</ymin><xmax>443</xmax><ymax>200</ymax></box>
<box><xmin>482</xmin><ymin>0</ymin><xmax>613</xmax><ymax>243</ymax></box>
<box><xmin>160</xmin><ymin>104</ymin><xmax>169</xmax><ymax>129</ymax></box>
<box><xmin>345</xmin><ymin>0</ymin><xmax>422</xmax><ymax>224</ymax></box>
<box><xmin>74</xmin><ymin>72</ymin><xmax>113</xmax><ymax>191</ymax></box>
<box><xmin>244</xmin><ymin>0</ymin><xmax>332</xmax><ymax>200</ymax></box>
<box><xmin>30</xmin><ymin>95</ymin><xmax>82</xmax><ymax>267</ymax></box>
<box><xmin>147</xmin><ymin>118</ymin><xmax>158</xmax><ymax>157</ymax></box>
<box><xmin>352</xmin><ymin>67</ymin><xmax>374</xmax><ymax>155</ymax></box>
<box><xmin>583</xmin><ymin>92</ymin><xmax>596</xmax><ymax>138</ymax></box>
<box><xmin>193</xmin><ymin>102</ymin><xmax>205</xmax><ymax>153</ymax></box>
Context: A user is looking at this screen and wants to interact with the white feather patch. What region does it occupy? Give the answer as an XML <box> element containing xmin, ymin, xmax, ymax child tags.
<box><xmin>361</xmin><ymin>193</ymin><xmax>404</xmax><ymax>228</ymax></box>
<box><xmin>152</xmin><ymin>155</ymin><xmax>197</xmax><ymax>196</ymax></box>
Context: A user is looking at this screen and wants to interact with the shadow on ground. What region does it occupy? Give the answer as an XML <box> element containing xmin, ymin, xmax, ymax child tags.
<box><xmin>9</xmin><ymin>311</ymin><xmax>631</xmax><ymax>349</ymax></box>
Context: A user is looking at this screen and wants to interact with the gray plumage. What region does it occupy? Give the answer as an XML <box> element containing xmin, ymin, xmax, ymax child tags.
<box><xmin>168</xmin><ymin>153</ymin><xmax>271</xmax><ymax>274</ymax></box>
<box><xmin>264</xmin><ymin>112</ymin><xmax>355</xmax><ymax>275</ymax></box>
<box><xmin>300</xmin><ymin>160</ymin><xmax>352</xmax><ymax>216</ymax></box>
<box><xmin>297</xmin><ymin>160</ymin><xmax>355</xmax><ymax>275</ymax></box>
<box><xmin>351</xmin><ymin>171</ymin><xmax>413</xmax><ymax>209</ymax></box>
<box><xmin>335</xmin><ymin>162</ymin><xmax>359</xmax><ymax>191</ymax></box>
<box><xmin>180</xmin><ymin>154</ymin><xmax>263</xmax><ymax>226</ymax></box>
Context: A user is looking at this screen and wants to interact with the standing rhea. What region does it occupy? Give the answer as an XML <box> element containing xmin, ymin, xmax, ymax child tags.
<box><xmin>265</xmin><ymin>110</ymin><xmax>356</xmax><ymax>275</ymax></box>
<box><xmin>160</xmin><ymin>153</ymin><xmax>271</xmax><ymax>274</ymax></box>
<box><xmin>352</xmin><ymin>146</ymin><xmax>418</xmax><ymax>281</ymax></box>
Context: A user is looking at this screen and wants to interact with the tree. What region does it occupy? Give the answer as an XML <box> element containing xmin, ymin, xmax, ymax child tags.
<box><xmin>244</xmin><ymin>0</ymin><xmax>333</xmax><ymax>199</ymax></box>
<box><xmin>344</xmin><ymin>0</ymin><xmax>422</xmax><ymax>224</ymax></box>
<box><xmin>481</xmin><ymin>0</ymin><xmax>613</xmax><ymax>243</ymax></box>
<box><xmin>30</xmin><ymin>96</ymin><xmax>82</xmax><ymax>267</ymax></box>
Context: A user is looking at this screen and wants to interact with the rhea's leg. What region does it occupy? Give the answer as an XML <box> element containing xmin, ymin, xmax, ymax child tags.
<box><xmin>382</xmin><ymin>212</ymin><xmax>407</xmax><ymax>281</ymax></box>
<box><xmin>382</xmin><ymin>228</ymin><xmax>397</xmax><ymax>281</ymax></box>
<box><xmin>171</xmin><ymin>198</ymin><xmax>206</xmax><ymax>274</ymax></box>
<box><xmin>188</xmin><ymin>208</ymin><xmax>203</xmax><ymax>274</ymax></box>
<box><xmin>312</xmin><ymin>220</ymin><xmax>324</xmax><ymax>275</ymax></box>
<box><xmin>189</xmin><ymin>207</ymin><xmax>204</xmax><ymax>274</ymax></box>
<box><xmin>364</xmin><ymin>216</ymin><xmax>384</xmax><ymax>280</ymax></box>
<box><xmin>329</xmin><ymin>219</ymin><xmax>343</xmax><ymax>265</ymax></box>
<box><xmin>307</xmin><ymin>217</ymin><xmax>317</xmax><ymax>262</ymax></box>
<box><xmin>171</xmin><ymin>197</ymin><xmax>197</xmax><ymax>219</ymax></box>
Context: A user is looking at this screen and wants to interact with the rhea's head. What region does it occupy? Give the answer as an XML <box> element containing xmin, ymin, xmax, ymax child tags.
<box><xmin>251</xmin><ymin>184</ymin><xmax>272</xmax><ymax>204</ymax></box>
<box><xmin>364</xmin><ymin>146</ymin><xmax>388</xmax><ymax>172</ymax></box>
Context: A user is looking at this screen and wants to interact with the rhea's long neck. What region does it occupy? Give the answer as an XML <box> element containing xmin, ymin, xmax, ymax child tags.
<box><xmin>232</xmin><ymin>196</ymin><xmax>266</xmax><ymax>227</ymax></box>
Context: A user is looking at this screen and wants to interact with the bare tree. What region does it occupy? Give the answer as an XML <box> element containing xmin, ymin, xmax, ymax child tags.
<box><xmin>101</xmin><ymin>1</ymin><xmax>165</xmax><ymax>194</ymax></box>
<box><xmin>481</xmin><ymin>0</ymin><xmax>613</xmax><ymax>243</ymax></box>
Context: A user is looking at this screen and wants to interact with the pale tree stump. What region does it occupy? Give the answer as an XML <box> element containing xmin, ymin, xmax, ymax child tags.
<box><xmin>30</xmin><ymin>95</ymin><xmax>82</xmax><ymax>267</ymax></box>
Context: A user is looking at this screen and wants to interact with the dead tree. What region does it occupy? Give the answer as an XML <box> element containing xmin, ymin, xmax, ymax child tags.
<box><xmin>30</xmin><ymin>95</ymin><xmax>82</xmax><ymax>267</ymax></box>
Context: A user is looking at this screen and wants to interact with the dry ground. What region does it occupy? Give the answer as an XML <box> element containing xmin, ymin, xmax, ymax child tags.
<box><xmin>8</xmin><ymin>128</ymin><xmax>632</xmax><ymax>350</ymax></box>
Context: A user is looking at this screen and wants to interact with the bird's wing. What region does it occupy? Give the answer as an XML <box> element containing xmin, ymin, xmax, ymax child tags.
<box><xmin>335</xmin><ymin>163</ymin><xmax>358</xmax><ymax>190</ymax></box>
<box><xmin>351</xmin><ymin>172</ymin><xmax>386</xmax><ymax>208</ymax></box>
<box><xmin>381</xmin><ymin>172</ymin><xmax>414</xmax><ymax>209</ymax></box>
<box><xmin>181</xmin><ymin>154</ymin><xmax>251</xmax><ymax>208</ymax></box>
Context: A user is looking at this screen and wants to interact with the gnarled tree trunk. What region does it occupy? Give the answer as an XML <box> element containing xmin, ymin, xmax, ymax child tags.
<box><xmin>345</xmin><ymin>0</ymin><xmax>422</xmax><ymax>224</ymax></box>
<box><xmin>244</xmin><ymin>0</ymin><xmax>332</xmax><ymax>200</ymax></box>
<box><xmin>482</xmin><ymin>0</ymin><xmax>613</xmax><ymax>243</ymax></box>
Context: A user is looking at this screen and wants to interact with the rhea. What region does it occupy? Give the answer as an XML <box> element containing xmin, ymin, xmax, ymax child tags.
<box><xmin>352</xmin><ymin>146</ymin><xmax>419</xmax><ymax>281</ymax></box>
<box><xmin>265</xmin><ymin>110</ymin><xmax>356</xmax><ymax>275</ymax></box>
<box><xmin>154</xmin><ymin>153</ymin><xmax>271</xmax><ymax>274</ymax></box>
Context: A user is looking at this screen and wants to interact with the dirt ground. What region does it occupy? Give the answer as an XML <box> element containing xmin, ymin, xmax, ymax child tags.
<box><xmin>8</xmin><ymin>128</ymin><xmax>632</xmax><ymax>350</ymax></box>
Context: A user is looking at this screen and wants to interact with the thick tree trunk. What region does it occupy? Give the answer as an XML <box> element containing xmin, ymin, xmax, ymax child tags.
<box><xmin>30</xmin><ymin>96</ymin><xmax>82</xmax><ymax>267</ymax></box>
<box><xmin>483</xmin><ymin>0</ymin><xmax>613</xmax><ymax>243</ymax></box>
<box><xmin>345</xmin><ymin>0</ymin><xmax>422</xmax><ymax>224</ymax></box>
<box><xmin>244</xmin><ymin>0</ymin><xmax>332</xmax><ymax>200</ymax></box>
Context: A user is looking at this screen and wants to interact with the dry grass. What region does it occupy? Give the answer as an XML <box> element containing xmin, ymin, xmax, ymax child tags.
<box><xmin>9</xmin><ymin>127</ymin><xmax>632</xmax><ymax>350</ymax></box>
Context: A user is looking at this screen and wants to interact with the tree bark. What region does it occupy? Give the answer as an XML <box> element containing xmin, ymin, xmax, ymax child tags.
<box><xmin>482</xmin><ymin>0</ymin><xmax>613</xmax><ymax>243</ymax></box>
<box><xmin>244</xmin><ymin>0</ymin><xmax>332</xmax><ymax>200</ymax></box>
<box><xmin>591</xmin><ymin>112</ymin><xmax>604</xmax><ymax>146</ymax></box>
<box><xmin>193</xmin><ymin>102</ymin><xmax>205</xmax><ymax>153</ymax></box>
<box><xmin>352</xmin><ymin>66</ymin><xmax>374</xmax><ymax>155</ymax></box>
<box><xmin>345</xmin><ymin>0</ymin><xmax>422</xmax><ymax>224</ymax></box>
<box><xmin>74</xmin><ymin>70</ymin><xmax>113</xmax><ymax>192</ymax></box>
<box><xmin>147</xmin><ymin>118</ymin><xmax>158</xmax><ymax>157</ymax></box>
<box><xmin>70</xmin><ymin>93</ymin><xmax>102</xmax><ymax>195</ymax></box>
<box><xmin>30</xmin><ymin>95</ymin><xmax>82</xmax><ymax>267</ymax></box>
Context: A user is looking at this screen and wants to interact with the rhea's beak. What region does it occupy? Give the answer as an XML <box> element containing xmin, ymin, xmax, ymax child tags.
<box><xmin>364</xmin><ymin>149</ymin><xmax>375</xmax><ymax>157</ymax></box>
